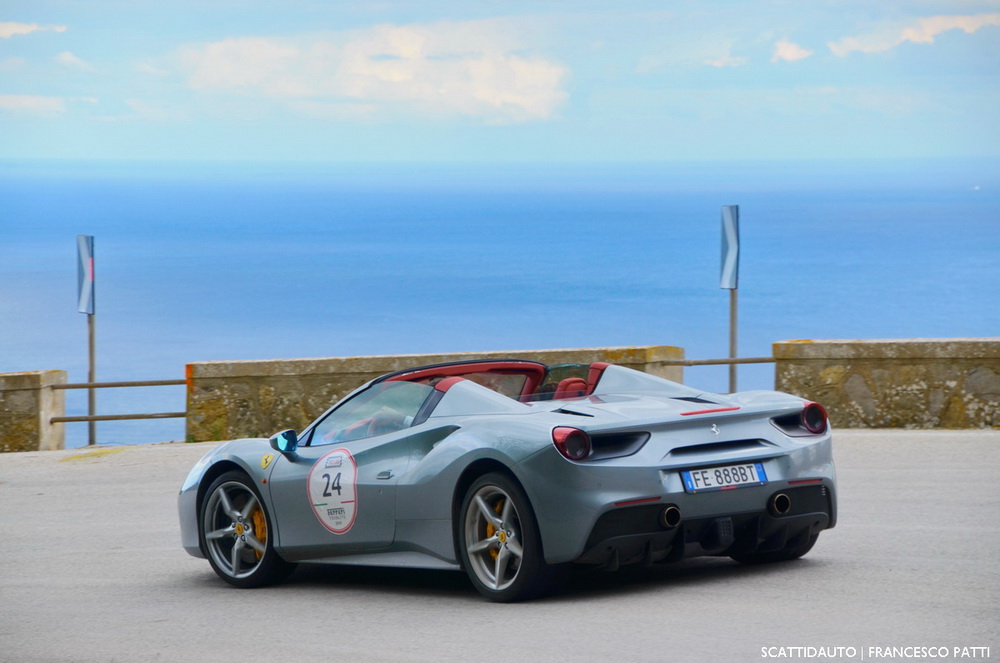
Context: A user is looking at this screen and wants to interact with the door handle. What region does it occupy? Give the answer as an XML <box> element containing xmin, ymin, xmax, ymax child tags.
<box><xmin>376</xmin><ymin>470</ymin><xmax>394</xmax><ymax>480</ymax></box>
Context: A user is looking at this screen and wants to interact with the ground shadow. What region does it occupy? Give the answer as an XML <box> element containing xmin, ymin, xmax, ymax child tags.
<box><xmin>262</xmin><ymin>555</ymin><xmax>827</xmax><ymax>603</ymax></box>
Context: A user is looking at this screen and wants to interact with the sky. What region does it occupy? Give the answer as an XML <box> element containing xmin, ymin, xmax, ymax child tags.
<box><xmin>1</xmin><ymin>0</ymin><xmax>999</xmax><ymax>163</ymax></box>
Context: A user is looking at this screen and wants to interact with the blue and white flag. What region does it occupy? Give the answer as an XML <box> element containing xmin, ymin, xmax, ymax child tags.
<box><xmin>77</xmin><ymin>235</ymin><xmax>95</xmax><ymax>314</ymax></box>
<box><xmin>720</xmin><ymin>206</ymin><xmax>739</xmax><ymax>290</ymax></box>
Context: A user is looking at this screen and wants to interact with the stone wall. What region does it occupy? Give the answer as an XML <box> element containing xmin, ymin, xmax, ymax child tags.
<box><xmin>6</xmin><ymin>339</ymin><xmax>995</xmax><ymax>452</ymax></box>
<box><xmin>774</xmin><ymin>339</ymin><xmax>1000</xmax><ymax>428</ymax></box>
<box><xmin>185</xmin><ymin>345</ymin><xmax>685</xmax><ymax>442</ymax></box>
<box><xmin>0</xmin><ymin>371</ymin><xmax>66</xmax><ymax>452</ymax></box>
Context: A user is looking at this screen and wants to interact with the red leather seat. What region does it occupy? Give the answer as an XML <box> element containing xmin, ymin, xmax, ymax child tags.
<box><xmin>553</xmin><ymin>377</ymin><xmax>588</xmax><ymax>399</ymax></box>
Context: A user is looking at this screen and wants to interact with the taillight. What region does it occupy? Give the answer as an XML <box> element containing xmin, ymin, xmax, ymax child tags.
<box><xmin>801</xmin><ymin>402</ymin><xmax>828</xmax><ymax>434</ymax></box>
<box><xmin>552</xmin><ymin>427</ymin><xmax>591</xmax><ymax>461</ymax></box>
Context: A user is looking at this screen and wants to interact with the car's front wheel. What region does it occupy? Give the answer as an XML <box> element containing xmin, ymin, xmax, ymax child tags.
<box><xmin>200</xmin><ymin>470</ymin><xmax>295</xmax><ymax>588</ymax></box>
<box><xmin>458</xmin><ymin>472</ymin><xmax>565</xmax><ymax>602</ymax></box>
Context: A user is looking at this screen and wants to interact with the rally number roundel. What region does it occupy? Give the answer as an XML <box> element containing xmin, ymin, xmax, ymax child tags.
<box><xmin>307</xmin><ymin>448</ymin><xmax>358</xmax><ymax>534</ymax></box>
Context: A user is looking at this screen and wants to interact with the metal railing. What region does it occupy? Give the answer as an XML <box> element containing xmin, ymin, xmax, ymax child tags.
<box><xmin>659</xmin><ymin>356</ymin><xmax>775</xmax><ymax>393</ymax></box>
<box><xmin>659</xmin><ymin>356</ymin><xmax>774</xmax><ymax>367</ymax></box>
<box><xmin>49</xmin><ymin>379</ymin><xmax>187</xmax><ymax>425</ymax></box>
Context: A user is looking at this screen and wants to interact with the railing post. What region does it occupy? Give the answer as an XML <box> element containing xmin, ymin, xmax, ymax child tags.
<box><xmin>729</xmin><ymin>288</ymin><xmax>738</xmax><ymax>393</ymax></box>
<box><xmin>0</xmin><ymin>370</ymin><xmax>67</xmax><ymax>452</ymax></box>
<box><xmin>40</xmin><ymin>372</ymin><xmax>67</xmax><ymax>450</ymax></box>
<box><xmin>88</xmin><ymin>312</ymin><xmax>96</xmax><ymax>445</ymax></box>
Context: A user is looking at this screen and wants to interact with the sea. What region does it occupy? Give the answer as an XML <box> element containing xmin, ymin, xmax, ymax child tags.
<box><xmin>2</xmin><ymin>158</ymin><xmax>998</xmax><ymax>448</ymax></box>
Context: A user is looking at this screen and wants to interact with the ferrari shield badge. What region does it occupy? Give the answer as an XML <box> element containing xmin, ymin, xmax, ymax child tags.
<box><xmin>308</xmin><ymin>448</ymin><xmax>359</xmax><ymax>534</ymax></box>
<box><xmin>261</xmin><ymin>454</ymin><xmax>274</xmax><ymax>470</ymax></box>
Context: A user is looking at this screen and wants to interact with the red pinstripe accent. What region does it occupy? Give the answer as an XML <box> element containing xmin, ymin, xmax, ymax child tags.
<box><xmin>614</xmin><ymin>496</ymin><xmax>661</xmax><ymax>507</ymax></box>
<box><xmin>680</xmin><ymin>406</ymin><xmax>741</xmax><ymax>416</ymax></box>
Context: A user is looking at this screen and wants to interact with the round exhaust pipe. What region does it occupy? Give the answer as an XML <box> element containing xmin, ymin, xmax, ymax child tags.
<box><xmin>659</xmin><ymin>505</ymin><xmax>682</xmax><ymax>529</ymax></box>
<box><xmin>769</xmin><ymin>493</ymin><xmax>792</xmax><ymax>516</ymax></box>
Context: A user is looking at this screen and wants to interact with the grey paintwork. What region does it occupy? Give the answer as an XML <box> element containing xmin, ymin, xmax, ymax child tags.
<box><xmin>179</xmin><ymin>363</ymin><xmax>835</xmax><ymax>570</ymax></box>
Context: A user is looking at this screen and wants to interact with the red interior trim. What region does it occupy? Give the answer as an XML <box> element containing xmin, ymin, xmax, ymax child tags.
<box><xmin>434</xmin><ymin>376</ymin><xmax>466</xmax><ymax>393</ymax></box>
<box><xmin>386</xmin><ymin>360</ymin><xmax>547</xmax><ymax>397</ymax></box>
<box><xmin>587</xmin><ymin>362</ymin><xmax>611</xmax><ymax>390</ymax></box>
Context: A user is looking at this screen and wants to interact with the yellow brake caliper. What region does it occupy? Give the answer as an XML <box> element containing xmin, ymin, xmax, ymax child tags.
<box><xmin>251</xmin><ymin>506</ymin><xmax>267</xmax><ymax>560</ymax></box>
<box><xmin>486</xmin><ymin>498</ymin><xmax>505</xmax><ymax>561</ymax></box>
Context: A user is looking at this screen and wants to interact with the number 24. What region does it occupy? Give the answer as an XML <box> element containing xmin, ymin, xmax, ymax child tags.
<box><xmin>321</xmin><ymin>472</ymin><xmax>342</xmax><ymax>497</ymax></box>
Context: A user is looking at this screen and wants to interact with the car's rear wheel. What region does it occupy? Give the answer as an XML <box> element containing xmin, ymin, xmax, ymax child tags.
<box><xmin>730</xmin><ymin>531</ymin><xmax>819</xmax><ymax>565</ymax></box>
<box><xmin>201</xmin><ymin>470</ymin><xmax>295</xmax><ymax>588</ymax></box>
<box><xmin>459</xmin><ymin>472</ymin><xmax>564</xmax><ymax>602</ymax></box>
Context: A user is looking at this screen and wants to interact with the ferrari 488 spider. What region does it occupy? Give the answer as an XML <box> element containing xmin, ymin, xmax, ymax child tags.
<box><xmin>179</xmin><ymin>359</ymin><xmax>836</xmax><ymax>601</ymax></box>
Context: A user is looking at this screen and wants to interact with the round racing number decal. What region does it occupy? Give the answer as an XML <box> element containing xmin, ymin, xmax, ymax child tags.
<box><xmin>308</xmin><ymin>448</ymin><xmax>358</xmax><ymax>534</ymax></box>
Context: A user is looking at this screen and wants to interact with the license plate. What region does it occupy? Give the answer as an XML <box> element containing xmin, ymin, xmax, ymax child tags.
<box><xmin>682</xmin><ymin>462</ymin><xmax>768</xmax><ymax>493</ymax></box>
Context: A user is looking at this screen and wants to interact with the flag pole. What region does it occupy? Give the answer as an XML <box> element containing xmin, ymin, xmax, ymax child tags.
<box><xmin>729</xmin><ymin>288</ymin><xmax>738</xmax><ymax>393</ymax></box>
<box><xmin>719</xmin><ymin>206</ymin><xmax>740</xmax><ymax>393</ymax></box>
<box><xmin>78</xmin><ymin>235</ymin><xmax>97</xmax><ymax>445</ymax></box>
<box><xmin>87</xmin><ymin>311</ymin><xmax>96</xmax><ymax>446</ymax></box>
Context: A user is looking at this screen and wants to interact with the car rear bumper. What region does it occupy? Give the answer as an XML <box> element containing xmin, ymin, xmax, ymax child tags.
<box><xmin>576</xmin><ymin>484</ymin><xmax>834</xmax><ymax>566</ymax></box>
<box><xmin>516</xmin><ymin>429</ymin><xmax>836</xmax><ymax>565</ymax></box>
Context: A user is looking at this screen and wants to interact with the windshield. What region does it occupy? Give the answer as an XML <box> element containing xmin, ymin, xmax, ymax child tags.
<box><xmin>310</xmin><ymin>381</ymin><xmax>434</xmax><ymax>445</ymax></box>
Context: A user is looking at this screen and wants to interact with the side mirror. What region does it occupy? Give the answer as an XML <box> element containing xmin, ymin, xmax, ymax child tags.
<box><xmin>269</xmin><ymin>429</ymin><xmax>298</xmax><ymax>454</ymax></box>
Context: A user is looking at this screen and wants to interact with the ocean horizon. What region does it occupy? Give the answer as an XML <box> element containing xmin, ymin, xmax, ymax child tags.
<box><xmin>3</xmin><ymin>158</ymin><xmax>998</xmax><ymax>448</ymax></box>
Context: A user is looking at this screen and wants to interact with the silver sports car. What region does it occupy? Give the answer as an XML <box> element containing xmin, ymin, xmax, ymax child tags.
<box><xmin>178</xmin><ymin>359</ymin><xmax>836</xmax><ymax>601</ymax></box>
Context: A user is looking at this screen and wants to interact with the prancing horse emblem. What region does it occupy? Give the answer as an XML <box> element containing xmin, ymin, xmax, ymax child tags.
<box><xmin>710</xmin><ymin>424</ymin><xmax>721</xmax><ymax>437</ymax></box>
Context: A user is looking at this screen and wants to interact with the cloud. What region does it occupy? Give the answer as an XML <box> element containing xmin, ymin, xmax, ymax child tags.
<box><xmin>86</xmin><ymin>98</ymin><xmax>190</xmax><ymax>123</ymax></box>
<box><xmin>638</xmin><ymin>37</ymin><xmax>748</xmax><ymax>72</ymax></box>
<box><xmin>182</xmin><ymin>37</ymin><xmax>307</xmax><ymax>96</ymax></box>
<box><xmin>135</xmin><ymin>61</ymin><xmax>171</xmax><ymax>77</ymax></box>
<box><xmin>287</xmin><ymin>99</ymin><xmax>379</xmax><ymax>122</ymax></box>
<box><xmin>333</xmin><ymin>23</ymin><xmax>568</xmax><ymax>121</ymax></box>
<box><xmin>0</xmin><ymin>56</ymin><xmax>27</xmax><ymax>72</ymax></box>
<box><xmin>0</xmin><ymin>94</ymin><xmax>67</xmax><ymax>115</ymax></box>
<box><xmin>636</xmin><ymin>14</ymin><xmax>806</xmax><ymax>73</ymax></box>
<box><xmin>177</xmin><ymin>21</ymin><xmax>568</xmax><ymax>123</ymax></box>
<box><xmin>122</xmin><ymin>99</ymin><xmax>178</xmax><ymax>121</ymax></box>
<box><xmin>705</xmin><ymin>54</ymin><xmax>747</xmax><ymax>68</ymax></box>
<box><xmin>626</xmin><ymin>85</ymin><xmax>927</xmax><ymax>120</ymax></box>
<box><xmin>54</xmin><ymin>51</ymin><xmax>94</xmax><ymax>71</ymax></box>
<box><xmin>771</xmin><ymin>40</ymin><xmax>813</xmax><ymax>63</ymax></box>
<box><xmin>829</xmin><ymin>13</ymin><xmax>1000</xmax><ymax>56</ymax></box>
<box><xmin>0</xmin><ymin>22</ymin><xmax>67</xmax><ymax>38</ymax></box>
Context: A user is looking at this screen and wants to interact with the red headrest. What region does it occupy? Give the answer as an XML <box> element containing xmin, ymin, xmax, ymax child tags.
<box><xmin>587</xmin><ymin>362</ymin><xmax>611</xmax><ymax>389</ymax></box>
<box><xmin>553</xmin><ymin>377</ymin><xmax>588</xmax><ymax>399</ymax></box>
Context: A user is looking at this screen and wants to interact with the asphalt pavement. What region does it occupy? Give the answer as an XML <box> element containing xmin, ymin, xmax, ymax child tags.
<box><xmin>1</xmin><ymin>430</ymin><xmax>997</xmax><ymax>663</ymax></box>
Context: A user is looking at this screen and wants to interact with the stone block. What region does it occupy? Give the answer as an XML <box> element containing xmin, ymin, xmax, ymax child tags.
<box><xmin>0</xmin><ymin>371</ymin><xmax>67</xmax><ymax>452</ymax></box>
<box><xmin>774</xmin><ymin>339</ymin><xmax>1000</xmax><ymax>428</ymax></box>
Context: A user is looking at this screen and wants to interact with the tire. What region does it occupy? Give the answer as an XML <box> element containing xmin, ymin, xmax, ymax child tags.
<box><xmin>730</xmin><ymin>531</ymin><xmax>819</xmax><ymax>565</ymax></box>
<box><xmin>458</xmin><ymin>472</ymin><xmax>565</xmax><ymax>602</ymax></box>
<box><xmin>200</xmin><ymin>470</ymin><xmax>295</xmax><ymax>588</ymax></box>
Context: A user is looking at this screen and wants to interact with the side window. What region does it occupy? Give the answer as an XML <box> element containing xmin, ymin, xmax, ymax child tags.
<box><xmin>311</xmin><ymin>381</ymin><xmax>434</xmax><ymax>446</ymax></box>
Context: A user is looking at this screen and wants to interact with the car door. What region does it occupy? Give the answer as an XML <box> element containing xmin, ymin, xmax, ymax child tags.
<box><xmin>265</xmin><ymin>381</ymin><xmax>434</xmax><ymax>561</ymax></box>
